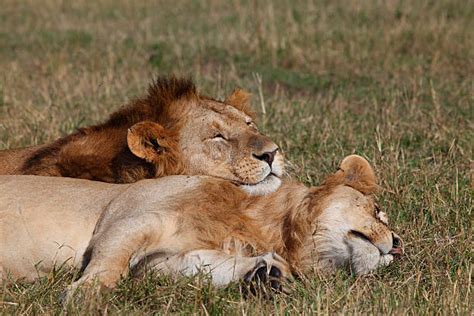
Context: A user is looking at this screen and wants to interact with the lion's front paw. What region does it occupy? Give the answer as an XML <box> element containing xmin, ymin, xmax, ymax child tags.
<box><xmin>243</xmin><ymin>252</ymin><xmax>290</xmax><ymax>294</ymax></box>
<box><xmin>61</xmin><ymin>277</ymin><xmax>110</xmax><ymax>305</ymax></box>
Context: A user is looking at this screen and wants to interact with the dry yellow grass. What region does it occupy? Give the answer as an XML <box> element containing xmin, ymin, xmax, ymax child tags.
<box><xmin>0</xmin><ymin>0</ymin><xmax>472</xmax><ymax>314</ymax></box>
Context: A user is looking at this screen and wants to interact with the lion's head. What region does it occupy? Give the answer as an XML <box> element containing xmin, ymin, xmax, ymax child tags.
<box><xmin>3</xmin><ymin>77</ymin><xmax>284</xmax><ymax>194</ymax></box>
<box><xmin>125</xmin><ymin>78</ymin><xmax>284</xmax><ymax>195</ymax></box>
<box><xmin>307</xmin><ymin>155</ymin><xmax>403</xmax><ymax>275</ymax></box>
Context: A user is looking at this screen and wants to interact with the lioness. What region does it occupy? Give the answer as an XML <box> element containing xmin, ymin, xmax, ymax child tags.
<box><xmin>0</xmin><ymin>155</ymin><xmax>403</xmax><ymax>293</ymax></box>
<box><xmin>0</xmin><ymin>76</ymin><xmax>283</xmax><ymax>195</ymax></box>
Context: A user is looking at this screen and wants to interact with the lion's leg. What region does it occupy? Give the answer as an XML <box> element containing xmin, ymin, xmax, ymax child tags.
<box><xmin>69</xmin><ymin>215</ymin><xmax>164</xmax><ymax>292</ymax></box>
<box><xmin>134</xmin><ymin>250</ymin><xmax>291</xmax><ymax>288</ymax></box>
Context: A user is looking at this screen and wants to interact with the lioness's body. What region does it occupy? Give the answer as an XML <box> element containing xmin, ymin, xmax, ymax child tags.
<box><xmin>0</xmin><ymin>156</ymin><xmax>403</xmax><ymax>290</ymax></box>
<box><xmin>2</xmin><ymin>175</ymin><xmax>280</xmax><ymax>282</ymax></box>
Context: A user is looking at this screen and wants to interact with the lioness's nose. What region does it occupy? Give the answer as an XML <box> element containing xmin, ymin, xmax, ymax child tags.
<box><xmin>254</xmin><ymin>149</ymin><xmax>278</xmax><ymax>166</ymax></box>
<box><xmin>389</xmin><ymin>233</ymin><xmax>404</xmax><ymax>257</ymax></box>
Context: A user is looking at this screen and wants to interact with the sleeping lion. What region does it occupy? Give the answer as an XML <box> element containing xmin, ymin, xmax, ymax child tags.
<box><xmin>0</xmin><ymin>155</ymin><xmax>403</xmax><ymax>295</ymax></box>
<box><xmin>0</xmin><ymin>76</ymin><xmax>283</xmax><ymax>196</ymax></box>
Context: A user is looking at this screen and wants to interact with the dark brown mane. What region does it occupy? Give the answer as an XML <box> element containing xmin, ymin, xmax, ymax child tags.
<box><xmin>104</xmin><ymin>76</ymin><xmax>198</xmax><ymax>129</ymax></box>
<box><xmin>17</xmin><ymin>76</ymin><xmax>201</xmax><ymax>181</ymax></box>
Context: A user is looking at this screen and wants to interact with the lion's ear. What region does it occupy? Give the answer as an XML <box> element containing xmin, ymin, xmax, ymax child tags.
<box><xmin>127</xmin><ymin>121</ymin><xmax>170</xmax><ymax>163</ymax></box>
<box><xmin>225</xmin><ymin>88</ymin><xmax>254</xmax><ymax>117</ymax></box>
<box><xmin>337</xmin><ymin>155</ymin><xmax>378</xmax><ymax>194</ymax></box>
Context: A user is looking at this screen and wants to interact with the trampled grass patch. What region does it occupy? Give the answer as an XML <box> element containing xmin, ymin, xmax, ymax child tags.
<box><xmin>0</xmin><ymin>0</ymin><xmax>472</xmax><ymax>314</ymax></box>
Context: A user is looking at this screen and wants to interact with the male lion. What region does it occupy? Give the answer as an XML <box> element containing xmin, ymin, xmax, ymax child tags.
<box><xmin>0</xmin><ymin>155</ymin><xmax>403</xmax><ymax>294</ymax></box>
<box><xmin>0</xmin><ymin>76</ymin><xmax>283</xmax><ymax>195</ymax></box>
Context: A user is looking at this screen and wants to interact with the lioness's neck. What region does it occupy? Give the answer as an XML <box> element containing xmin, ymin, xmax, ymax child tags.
<box><xmin>242</xmin><ymin>182</ymin><xmax>309</xmax><ymax>269</ymax></box>
<box><xmin>246</xmin><ymin>179</ymin><xmax>340</xmax><ymax>271</ymax></box>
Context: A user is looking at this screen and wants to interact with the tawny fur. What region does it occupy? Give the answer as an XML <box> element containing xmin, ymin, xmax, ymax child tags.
<box><xmin>0</xmin><ymin>155</ymin><xmax>403</xmax><ymax>290</ymax></box>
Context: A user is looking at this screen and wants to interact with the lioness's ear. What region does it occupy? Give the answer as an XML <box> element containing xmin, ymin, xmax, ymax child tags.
<box><xmin>337</xmin><ymin>155</ymin><xmax>377</xmax><ymax>194</ymax></box>
<box><xmin>127</xmin><ymin>121</ymin><xmax>169</xmax><ymax>163</ymax></box>
<box><xmin>225</xmin><ymin>88</ymin><xmax>253</xmax><ymax>117</ymax></box>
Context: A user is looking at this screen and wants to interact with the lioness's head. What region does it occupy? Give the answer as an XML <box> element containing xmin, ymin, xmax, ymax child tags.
<box><xmin>126</xmin><ymin>78</ymin><xmax>283</xmax><ymax>195</ymax></box>
<box><xmin>310</xmin><ymin>155</ymin><xmax>403</xmax><ymax>275</ymax></box>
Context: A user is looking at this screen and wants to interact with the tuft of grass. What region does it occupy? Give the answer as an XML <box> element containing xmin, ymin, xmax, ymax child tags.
<box><xmin>0</xmin><ymin>0</ymin><xmax>472</xmax><ymax>314</ymax></box>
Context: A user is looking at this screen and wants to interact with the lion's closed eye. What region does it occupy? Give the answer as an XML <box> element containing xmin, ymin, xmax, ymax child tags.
<box><xmin>212</xmin><ymin>133</ymin><xmax>227</xmax><ymax>140</ymax></box>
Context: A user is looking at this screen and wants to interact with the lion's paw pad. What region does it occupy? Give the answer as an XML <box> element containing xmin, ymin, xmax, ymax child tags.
<box><xmin>243</xmin><ymin>254</ymin><xmax>289</xmax><ymax>294</ymax></box>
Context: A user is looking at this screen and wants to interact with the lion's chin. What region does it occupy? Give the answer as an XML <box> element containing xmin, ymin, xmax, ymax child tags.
<box><xmin>239</xmin><ymin>174</ymin><xmax>282</xmax><ymax>196</ymax></box>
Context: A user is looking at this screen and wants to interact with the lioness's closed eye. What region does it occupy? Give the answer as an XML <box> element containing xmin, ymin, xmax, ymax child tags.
<box><xmin>0</xmin><ymin>76</ymin><xmax>284</xmax><ymax>195</ymax></box>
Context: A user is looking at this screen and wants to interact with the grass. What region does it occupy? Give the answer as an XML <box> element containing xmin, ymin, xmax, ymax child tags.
<box><xmin>0</xmin><ymin>0</ymin><xmax>472</xmax><ymax>314</ymax></box>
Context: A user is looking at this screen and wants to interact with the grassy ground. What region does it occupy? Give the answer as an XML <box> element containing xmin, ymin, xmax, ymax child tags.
<box><xmin>0</xmin><ymin>0</ymin><xmax>472</xmax><ymax>314</ymax></box>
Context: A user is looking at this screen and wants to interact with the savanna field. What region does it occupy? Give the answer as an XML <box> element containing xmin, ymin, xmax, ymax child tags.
<box><xmin>0</xmin><ymin>0</ymin><xmax>472</xmax><ymax>314</ymax></box>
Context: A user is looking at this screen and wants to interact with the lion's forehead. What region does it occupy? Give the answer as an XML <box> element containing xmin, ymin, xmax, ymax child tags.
<box><xmin>331</xmin><ymin>186</ymin><xmax>370</xmax><ymax>204</ymax></box>
<box><xmin>327</xmin><ymin>188</ymin><xmax>395</xmax><ymax>235</ymax></box>
<box><xmin>203</xmin><ymin>101</ymin><xmax>251</xmax><ymax>122</ymax></box>
<box><xmin>324</xmin><ymin>186</ymin><xmax>377</xmax><ymax>217</ymax></box>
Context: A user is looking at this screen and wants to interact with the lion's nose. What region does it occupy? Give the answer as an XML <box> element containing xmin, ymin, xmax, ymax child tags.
<box><xmin>253</xmin><ymin>149</ymin><xmax>278</xmax><ymax>166</ymax></box>
<box><xmin>389</xmin><ymin>233</ymin><xmax>404</xmax><ymax>257</ymax></box>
